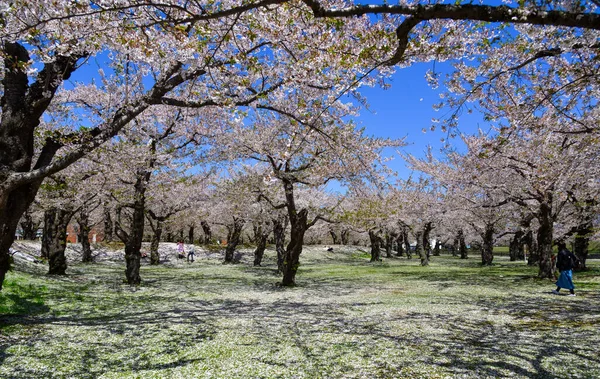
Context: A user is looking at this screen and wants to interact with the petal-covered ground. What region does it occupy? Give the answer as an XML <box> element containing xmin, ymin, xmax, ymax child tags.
<box><xmin>1</xmin><ymin>243</ymin><xmax>599</xmax><ymax>378</ymax></box>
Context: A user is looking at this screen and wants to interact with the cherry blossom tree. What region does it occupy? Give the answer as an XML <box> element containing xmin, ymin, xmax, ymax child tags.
<box><xmin>0</xmin><ymin>0</ymin><xmax>393</xmax><ymax>289</ymax></box>
<box><xmin>36</xmin><ymin>157</ymin><xmax>104</xmax><ymax>273</ymax></box>
<box><xmin>1</xmin><ymin>1</ymin><xmax>598</xmax><ymax>292</ymax></box>
<box><xmin>342</xmin><ymin>186</ymin><xmax>399</xmax><ymax>262</ymax></box>
<box><xmin>216</xmin><ymin>100</ymin><xmax>399</xmax><ymax>285</ymax></box>
<box><xmin>412</xmin><ymin>121</ymin><xmax>599</xmax><ymax>277</ymax></box>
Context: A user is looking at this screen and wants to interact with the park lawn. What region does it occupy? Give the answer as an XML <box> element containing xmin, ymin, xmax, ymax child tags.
<box><xmin>1</xmin><ymin>246</ymin><xmax>599</xmax><ymax>379</ymax></box>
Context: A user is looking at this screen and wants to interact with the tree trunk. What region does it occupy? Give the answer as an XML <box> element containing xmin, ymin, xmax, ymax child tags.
<box><xmin>481</xmin><ymin>224</ymin><xmax>494</xmax><ymax>266</ymax></box>
<box><xmin>253</xmin><ymin>224</ymin><xmax>270</xmax><ymax>266</ymax></box>
<box><xmin>281</xmin><ymin>210</ymin><xmax>308</xmax><ymax>286</ymax></box>
<box><xmin>0</xmin><ymin>42</ymin><xmax>81</xmax><ymax>291</ymax></box>
<box><xmin>45</xmin><ymin>208</ymin><xmax>74</xmax><ymax>275</ymax></box>
<box><xmin>385</xmin><ymin>233</ymin><xmax>393</xmax><ymax>258</ymax></box>
<box><xmin>41</xmin><ymin>209</ymin><xmax>55</xmax><ymax>259</ymax></box>
<box><xmin>368</xmin><ymin>230</ymin><xmax>382</xmax><ymax>262</ymax></box>
<box><xmin>403</xmin><ymin>230</ymin><xmax>412</xmax><ymax>259</ymax></box>
<box><xmin>395</xmin><ymin>234</ymin><xmax>404</xmax><ymax>257</ymax></box>
<box><xmin>201</xmin><ymin>221</ymin><xmax>211</xmax><ymax>244</ymax></box>
<box><xmin>416</xmin><ymin>230</ymin><xmax>428</xmax><ymax>266</ymax></box>
<box><xmin>340</xmin><ymin>228</ymin><xmax>350</xmax><ymax>245</ymax></box>
<box><xmin>458</xmin><ymin>229</ymin><xmax>468</xmax><ymax>259</ymax></box>
<box><xmin>433</xmin><ymin>239</ymin><xmax>441</xmax><ymax>256</ymax></box>
<box><xmin>272</xmin><ymin>216</ymin><xmax>287</xmax><ymax>273</ymax></box>
<box><xmin>536</xmin><ymin>197</ymin><xmax>554</xmax><ymax>279</ymax></box>
<box><xmin>573</xmin><ymin>221</ymin><xmax>592</xmax><ymax>270</ymax></box>
<box><xmin>329</xmin><ymin>229</ymin><xmax>339</xmax><ymax>245</ymax></box>
<box><xmin>224</xmin><ymin>217</ymin><xmax>244</xmax><ymax>263</ymax></box>
<box><xmin>422</xmin><ymin>222</ymin><xmax>432</xmax><ymax>260</ymax></box>
<box><xmin>150</xmin><ymin>219</ymin><xmax>163</xmax><ymax>265</ymax></box>
<box><xmin>1</xmin><ymin>182</ymin><xmax>44</xmax><ymax>288</ymax></box>
<box><xmin>524</xmin><ymin>230</ymin><xmax>538</xmax><ymax>265</ymax></box>
<box><xmin>188</xmin><ymin>225</ymin><xmax>194</xmax><ymax>244</ymax></box>
<box><xmin>103</xmin><ymin>204</ymin><xmax>114</xmax><ymax>242</ymax></box>
<box><xmin>19</xmin><ymin>208</ymin><xmax>39</xmax><ymax>240</ymax></box>
<box><xmin>77</xmin><ymin>206</ymin><xmax>93</xmax><ymax>263</ymax></box>
<box><xmin>115</xmin><ymin>169</ymin><xmax>149</xmax><ymax>285</ymax></box>
<box><xmin>451</xmin><ymin>236</ymin><xmax>458</xmax><ymax>257</ymax></box>
<box><xmin>509</xmin><ymin>230</ymin><xmax>523</xmax><ymax>261</ymax></box>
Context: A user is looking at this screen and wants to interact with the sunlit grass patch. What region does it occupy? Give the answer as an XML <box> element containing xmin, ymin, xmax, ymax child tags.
<box><xmin>0</xmin><ymin>273</ymin><xmax>48</xmax><ymax>317</ymax></box>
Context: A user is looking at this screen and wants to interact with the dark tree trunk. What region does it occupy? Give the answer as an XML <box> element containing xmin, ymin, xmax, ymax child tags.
<box><xmin>44</xmin><ymin>208</ymin><xmax>74</xmax><ymax>275</ymax></box>
<box><xmin>458</xmin><ymin>229</ymin><xmax>468</xmax><ymax>259</ymax></box>
<box><xmin>200</xmin><ymin>221</ymin><xmax>211</xmax><ymax>244</ymax></box>
<box><xmin>433</xmin><ymin>239</ymin><xmax>441</xmax><ymax>256</ymax></box>
<box><xmin>178</xmin><ymin>229</ymin><xmax>184</xmax><ymax>242</ymax></box>
<box><xmin>340</xmin><ymin>228</ymin><xmax>350</xmax><ymax>245</ymax></box>
<box><xmin>77</xmin><ymin>206</ymin><xmax>93</xmax><ymax>263</ymax></box>
<box><xmin>272</xmin><ymin>215</ymin><xmax>287</xmax><ymax>273</ymax></box>
<box><xmin>20</xmin><ymin>208</ymin><xmax>39</xmax><ymax>240</ymax></box>
<box><xmin>188</xmin><ymin>225</ymin><xmax>194</xmax><ymax>244</ymax></box>
<box><xmin>166</xmin><ymin>230</ymin><xmax>174</xmax><ymax>243</ymax></box>
<box><xmin>368</xmin><ymin>230</ymin><xmax>382</xmax><ymax>262</ymax></box>
<box><xmin>481</xmin><ymin>224</ymin><xmax>494</xmax><ymax>266</ymax></box>
<box><xmin>281</xmin><ymin>209</ymin><xmax>308</xmax><ymax>286</ymax></box>
<box><xmin>329</xmin><ymin>229</ymin><xmax>339</xmax><ymax>245</ymax></box>
<box><xmin>569</xmin><ymin>198</ymin><xmax>596</xmax><ymax>270</ymax></box>
<box><xmin>395</xmin><ymin>234</ymin><xmax>404</xmax><ymax>257</ymax></box>
<box><xmin>1</xmin><ymin>182</ymin><xmax>44</xmax><ymax>289</ymax></box>
<box><xmin>509</xmin><ymin>230</ymin><xmax>524</xmax><ymax>261</ymax></box>
<box><xmin>385</xmin><ymin>233</ymin><xmax>393</xmax><ymax>258</ymax></box>
<box><xmin>525</xmin><ymin>230</ymin><xmax>538</xmax><ymax>265</ymax></box>
<box><xmin>403</xmin><ymin>229</ymin><xmax>412</xmax><ymax>259</ymax></box>
<box><xmin>149</xmin><ymin>219</ymin><xmax>163</xmax><ymax>265</ymax></box>
<box><xmin>0</xmin><ymin>42</ymin><xmax>81</xmax><ymax>291</ymax></box>
<box><xmin>253</xmin><ymin>224</ymin><xmax>270</xmax><ymax>266</ymax></box>
<box><xmin>224</xmin><ymin>217</ymin><xmax>244</xmax><ymax>263</ymax></box>
<box><xmin>279</xmin><ymin>175</ymin><xmax>319</xmax><ymax>287</ymax></box>
<box><xmin>415</xmin><ymin>230</ymin><xmax>428</xmax><ymax>266</ymax></box>
<box><xmin>422</xmin><ymin>222</ymin><xmax>432</xmax><ymax>260</ymax></box>
<box><xmin>41</xmin><ymin>209</ymin><xmax>55</xmax><ymax>259</ymax></box>
<box><xmin>451</xmin><ymin>236</ymin><xmax>458</xmax><ymax>257</ymax></box>
<box><xmin>536</xmin><ymin>197</ymin><xmax>554</xmax><ymax>279</ymax></box>
<box><xmin>103</xmin><ymin>204</ymin><xmax>114</xmax><ymax>242</ymax></box>
<box><xmin>251</xmin><ymin>223</ymin><xmax>259</xmax><ymax>244</ymax></box>
<box><xmin>115</xmin><ymin>168</ymin><xmax>149</xmax><ymax>285</ymax></box>
<box><xmin>573</xmin><ymin>221</ymin><xmax>592</xmax><ymax>270</ymax></box>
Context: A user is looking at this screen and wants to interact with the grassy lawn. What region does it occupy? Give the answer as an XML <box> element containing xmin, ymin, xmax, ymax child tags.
<box><xmin>1</xmin><ymin>246</ymin><xmax>599</xmax><ymax>378</ymax></box>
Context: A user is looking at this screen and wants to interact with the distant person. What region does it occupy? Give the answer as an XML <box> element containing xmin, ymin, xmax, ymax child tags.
<box><xmin>552</xmin><ymin>241</ymin><xmax>578</xmax><ymax>296</ymax></box>
<box><xmin>187</xmin><ymin>245</ymin><xmax>195</xmax><ymax>263</ymax></box>
<box><xmin>177</xmin><ymin>240</ymin><xmax>185</xmax><ymax>259</ymax></box>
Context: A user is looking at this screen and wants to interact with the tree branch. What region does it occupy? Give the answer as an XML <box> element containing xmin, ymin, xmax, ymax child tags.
<box><xmin>303</xmin><ymin>1</ymin><xmax>600</xmax><ymax>30</ymax></box>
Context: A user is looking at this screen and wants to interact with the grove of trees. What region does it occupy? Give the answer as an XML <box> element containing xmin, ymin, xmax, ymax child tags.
<box><xmin>1</xmin><ymin>1</ymin><xmax>599</xmax><ymax>290</ymax></box>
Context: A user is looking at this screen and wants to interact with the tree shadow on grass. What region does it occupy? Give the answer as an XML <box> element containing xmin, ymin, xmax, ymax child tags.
<box><xmin>3</xmin><ymin>257</ymin><xmax>599</xmax><ymax>378</ymax></box>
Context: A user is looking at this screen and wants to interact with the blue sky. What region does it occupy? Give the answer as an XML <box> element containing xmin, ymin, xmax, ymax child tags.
<box><xmin>355</xmin><ymin>62</ymin><xmax>488</xmax><ymax>179</ymax></box>
<box><xmin>64</xmin><ymin>50</ymin><xmax>488</xmax><ymax>182</ymax></box>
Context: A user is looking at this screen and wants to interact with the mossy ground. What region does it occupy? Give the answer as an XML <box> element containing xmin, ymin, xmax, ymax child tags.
<box><xmin>1</xmin><ymin>246</ymin><xmax>599</xmax><ymax>378</ymax></box>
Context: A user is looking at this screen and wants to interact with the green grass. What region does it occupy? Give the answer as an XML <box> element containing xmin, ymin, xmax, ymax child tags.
<box><xmin>0</xmin><ymin>274</ymin><xmax>49</xmax><ymax>316</ymax></box>
<box><xmin>1</xmin><ymin>246</ymin><xmax>599</xmax><ymax>378</ymax></box>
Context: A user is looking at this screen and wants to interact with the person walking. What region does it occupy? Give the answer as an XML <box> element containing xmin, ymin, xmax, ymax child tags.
<box><xmin>187</xmin><ymin>245</ymin><xmax>195</xmax><ymax>263</ymax></box>
<box><xmin>552</xmin><ymin>241</ymin><xmax>578</xmax><ymax>296</ymax></box>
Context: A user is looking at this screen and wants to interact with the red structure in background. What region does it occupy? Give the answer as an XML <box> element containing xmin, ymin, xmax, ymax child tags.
<box><xmin>66</xmin><ymin>224</ymin><xmax>105</xmax><ymax>244</ymax></box>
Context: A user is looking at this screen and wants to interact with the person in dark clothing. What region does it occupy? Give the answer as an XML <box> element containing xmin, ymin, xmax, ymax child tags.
<box><xmin>552</xmin><ymin>241</ymin><xmax>578</xmax><ymax>296</ymax></box>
